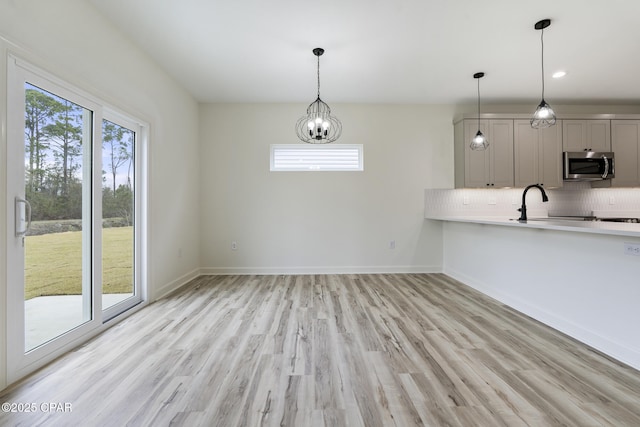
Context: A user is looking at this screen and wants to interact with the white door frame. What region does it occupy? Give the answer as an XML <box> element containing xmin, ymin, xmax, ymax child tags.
<box><xmin>5</xmin><ymin>54</ymin><xmax>147</xmax><ymax>384</ymax></box>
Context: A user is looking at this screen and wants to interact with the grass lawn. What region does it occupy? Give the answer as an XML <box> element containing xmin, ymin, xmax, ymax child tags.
<box><xmin>25</xmin><ymin>226</ymin><xmax>133</xmax><ymax>300</ymax></box>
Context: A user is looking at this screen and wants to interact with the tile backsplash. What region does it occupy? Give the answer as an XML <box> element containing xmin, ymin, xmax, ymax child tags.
<box><xmin>425</xmin><ymin>183</ymin><xmax>640</xmax><ymax>219</ymax></box>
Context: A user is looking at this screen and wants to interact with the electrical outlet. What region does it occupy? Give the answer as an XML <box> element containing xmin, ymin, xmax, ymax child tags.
<box><xmin>389</xmin><ymin>240</ymin><xmax>396</xmax><ymax>250</ymax></box>
<box><xmin>488</xmin><ymin>197</ymin><xmax>497</xmax><ymax>205</ymax></box>
<box><xmin>624</xmin><ymin>242</ymin><xmax>640</xmax><ymax>256</ymax></box>
<box><xmin>231</xmin><ymin>241</ymin><xmax>238</xmax><ymax>251</ymax></box>
<box><xmin>463</xmin><ymin>196</ymin><xmax>470</xmax><ymax>205</ymax></box>
<box><xmin>609</xmin><ymin>196</ymin><xmax>615</xmax><ymax>205</ymax></box>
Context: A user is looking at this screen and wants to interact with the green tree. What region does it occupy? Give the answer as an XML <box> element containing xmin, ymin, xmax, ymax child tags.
<box><xmin>43</xmin><ymin>99</ymin><xmax>83</xmax><ymax>197</ymax></box>
<box><xmin>102</xmin><ymin>185</ymin><xmax>133</xmax><ymax>225</ymax></box>
<box><xmin>102</xmin><ymin>120</ymin><xmax>132</xmax><ymax>194</ymax></box>
<box><xmin>24</xmin><ymin>87</ymin><xmax>60</xmax><ymax>193</ymax></box>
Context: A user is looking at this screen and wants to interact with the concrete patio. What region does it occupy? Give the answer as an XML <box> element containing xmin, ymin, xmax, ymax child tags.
<box><xmin>25</xmin><ymin>293</ymin><xmax>132</xmax><ymax>351</ymax></box>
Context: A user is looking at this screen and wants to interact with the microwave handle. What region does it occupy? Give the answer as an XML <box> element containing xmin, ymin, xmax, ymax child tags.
<box><xmin>602</xmin><ymin>155</ymin><xmax>609</xmax><ymax>179</ymax></box>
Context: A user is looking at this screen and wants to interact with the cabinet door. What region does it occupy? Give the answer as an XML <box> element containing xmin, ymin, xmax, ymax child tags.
<box><xmin>464</xmin><ymin>120</ymin><xmax>490</xmax><ymax>187</ymax></box>
<box><xmin>539</xmin><ymin>122</ymin><xmax>563</xmax><ymax>188</ymax></box>
<box><xmin>563</xmin><ymin>120</ymin><xmax>611</xmax><ymax>151</ymax></box>
<box><xmin>514</xmin><ymin>120</ymin><xmax>562</xmax><ymax>188</ymax></box>
<box><xmin>514</xmin><ymin>120</ymin><xmax>539</xmax><ymax>187</ymax></box>
<box><xmin>489</xmin><ymin>120</ymin><xmax>515</xmax><ymax>187</ymax></box>
<box><xmin>587</xmin><ymin>120</ymin><xmax>611</xmax><ymax>151</ymax></box>
<box><xmin>461</xmin><ymin>119</ymin><xmax>514</xmax><ymax>188</ymax></box>
<box><xmin>611</xmin><ymin>120</ymin><xmax>640</xmax><ymax>187</ymax></box>
<box><xmin>563</xmin><ymin>120</ymin><xmax>587</xmax><ymax>151</ymax></box>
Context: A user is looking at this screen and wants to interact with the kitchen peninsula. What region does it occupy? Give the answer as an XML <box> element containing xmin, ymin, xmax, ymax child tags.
<box><xmin>425</xmin><ymin>187</ymin><xmax>640</xmax><ymax>372</ymax></box>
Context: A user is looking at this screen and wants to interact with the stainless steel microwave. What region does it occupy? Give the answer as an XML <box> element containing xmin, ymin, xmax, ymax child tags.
<box><xmin>563</xmin><ymin>151</ymin><xmax>615</xmax><ymax>181</ymax></box>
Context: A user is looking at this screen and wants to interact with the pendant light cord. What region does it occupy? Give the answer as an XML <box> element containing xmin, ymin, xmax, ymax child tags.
<box><xmin>477</xmin><ymin>77</ymin><xmax>481</xmax><ymax>129</ymax></box>
<box><xmin>540</xmin><ymin>27</ymin><xmax>545</xmax><ymax>99</ymax></box>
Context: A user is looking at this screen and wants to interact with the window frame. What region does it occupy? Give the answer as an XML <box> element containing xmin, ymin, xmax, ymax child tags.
<box><xmin>101</xmin><ymin>110</ymin><xmax>146</xmax><ymax>322</ymax></box>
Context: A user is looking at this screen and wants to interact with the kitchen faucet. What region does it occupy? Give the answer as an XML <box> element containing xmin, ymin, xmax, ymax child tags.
<box><xmin>518</xmin><ymin>184</ymin><xmax>549</xmax><ymax>222</ymax></box>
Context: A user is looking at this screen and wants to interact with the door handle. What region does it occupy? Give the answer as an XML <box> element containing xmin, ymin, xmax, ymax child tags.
<box><xmin>15</xmin><ymin>197</ymin><xmax>32</xmax><ymax>238</ymax></box>
<box><xmin>601</xmin><ymin>155</ymin><xmax>609</xmax><ymax>179</ymax></box>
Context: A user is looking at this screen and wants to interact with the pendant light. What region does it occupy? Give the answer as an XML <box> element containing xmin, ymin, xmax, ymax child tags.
<box><xmin>530</xmin><ymin>19</ymin><xmax>556</xmax><ymax>128</ymax></box>
<box><xmin>470</xmin><ymin>72</ymin><xmax>489</xmax><ymax>151</ymax></box>
<box><xmin>295</xmin><ymin>48</ymin><xmax>342</xmax><ymax>144</ymax></box>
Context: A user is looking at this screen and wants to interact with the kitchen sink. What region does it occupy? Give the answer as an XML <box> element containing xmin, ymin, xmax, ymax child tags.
<box><xmin>595</xmin><ymin>217</ymin><xmax>640</xmax><ymax>223</ymax></box>
<box><xmin>510</xmin><ymin>216</ymin><xmax>593</xmax><ymax>222</ymax></box>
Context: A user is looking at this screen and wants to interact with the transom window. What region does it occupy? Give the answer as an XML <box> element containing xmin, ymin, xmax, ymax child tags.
<box><xmin>270</xmin><ymin>144</ymin><xmax>364</xmax><ymax>172</ymax></box>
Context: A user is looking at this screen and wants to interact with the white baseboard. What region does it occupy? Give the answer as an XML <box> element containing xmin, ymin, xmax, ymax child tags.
<box><xmin>444</xmin><ymin>267</ymin><xmax>640</xmax><ymax>371</ymax></box>
<box><xmin>200</xmin><ymin>265</ymin><xmax>442</xmax><ymax>276</ymax></box>
<box><xmin>154</xmin><ymin>268</ymin><xmax>201</xmax><ymax>301</ymax></box>
<box><xmin>154</xmin><ymin>265</ymin><xmax>442</xmax><ymax>301</ymax></box>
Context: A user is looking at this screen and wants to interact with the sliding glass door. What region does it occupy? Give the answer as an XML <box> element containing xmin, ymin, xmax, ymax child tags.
<box><xmin>21</xmin><ymin>83</ymin><xmax>95</xmax><ymax>352</ymax></box>
<box><xmin>101</xmin><ymin>117</ymin><xmax>141</xmax><ymax>319</ymax></box>
<box><xmin>6</xmin><ymin>56</ymin><xmax>145</xmax><ymax>382</ymax></box>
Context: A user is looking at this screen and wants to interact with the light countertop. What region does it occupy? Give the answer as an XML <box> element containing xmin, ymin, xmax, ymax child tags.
<box><xmin>425</xmin><ymin>215</ymin><xmax>640</xmax><ymax>238</ymax></box>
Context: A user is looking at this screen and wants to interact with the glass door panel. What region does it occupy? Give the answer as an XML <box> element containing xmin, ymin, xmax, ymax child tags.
<box><xmin>23</xmin><ymin>83</ymin><xmax>93</xmax><ymax>352</ymax></box>
<box><xmin>7</xmin><ymin>56</ymin><xmax>145</xmax><ymax>384</ymax></box>
<box><xmin>102</xmin><ymin>120</ymin><xmax>135</xmax><ymax>310</ymax></box>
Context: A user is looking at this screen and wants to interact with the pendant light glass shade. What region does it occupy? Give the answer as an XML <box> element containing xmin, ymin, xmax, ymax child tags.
<box><xmin>531</xmin><ymin>99</ymin><xmax>556</xmax><ymax>128</ymax></box>
<box><xmin>296</xmin><ymin>48</ymin><xmax>342</xmax><ymax>144</ymax></box>
<box><xmin>531</xmin><ymin>19</ymin><xmax>556</xmax><ymax>129</ymax></box>
<box><xmin>471</xmin><ymin>130</ymin><xmax>489</xmax><ymax>150</ymax></box>
<box><xmin>470</xmin><ymin>72</ymin><xmax>489</xmax><ymax>151</ymax></box>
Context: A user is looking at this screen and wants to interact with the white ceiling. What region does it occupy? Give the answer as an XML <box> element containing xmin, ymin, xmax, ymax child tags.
<box><xmin>89</xmin><ymin>0</ymin><xmax>640</xmax><ymax>106</ymax></box>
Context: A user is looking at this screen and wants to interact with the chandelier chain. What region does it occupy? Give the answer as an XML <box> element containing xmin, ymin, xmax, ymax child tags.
<box><xmin>317</xmin><ymin>54</ymin><xmax>321</xmax><ymax>99</ymax></box>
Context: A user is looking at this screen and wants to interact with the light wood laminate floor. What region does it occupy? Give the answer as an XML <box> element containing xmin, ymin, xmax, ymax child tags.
<box><xmin>2</xmin><ymin>274</ymin><xmax>640</xmax><ymax>426</ymax></box>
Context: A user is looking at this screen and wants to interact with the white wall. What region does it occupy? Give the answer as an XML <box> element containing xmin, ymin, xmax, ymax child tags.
<box><xmin>442</xmin><ymin>221</ymin><xmax>640</xmax><ymax>370</ymax></box>
<box><xmin>199</xmin><ymin>104</ymin><xmax>451</xmax><ymax>273</ymax></box>
<box><xmin>0</xmin><ymin>0</ymin><xmax>200</xmax><ymax>389</ymax></box>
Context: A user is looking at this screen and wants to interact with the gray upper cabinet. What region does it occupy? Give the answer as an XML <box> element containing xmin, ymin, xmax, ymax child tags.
<box><xmin>454</xmin><ymin>114</ymin><xmax>634</xmax><ymax>189</ymax></box>
<box><xmin>562</xmin><ymin>120</ymin><xmax>611</xmax><ymax>152</ymax></box>
<box><xmin>454</xmin><ymin>119</ymin><xmax>514</xmax><ymax>188</ymax></box>
<box><xmin>514</xmin><ymin>120</ymin><xmax>563</xmax><ymax>188</ymax></box>
<box><xmin>611</xmin><ymin>120</ymin><xmax>640</xmax><ymax>187</ymax></box>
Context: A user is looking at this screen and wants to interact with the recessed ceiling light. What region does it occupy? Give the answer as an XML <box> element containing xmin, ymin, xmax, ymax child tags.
<box><xmin>552</xmin><ymin>71</ymin><xmax>567</xmax><ymax>79</ymax></box>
